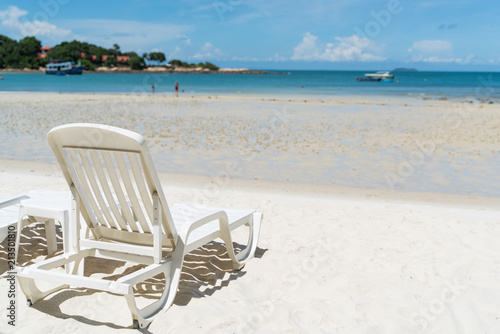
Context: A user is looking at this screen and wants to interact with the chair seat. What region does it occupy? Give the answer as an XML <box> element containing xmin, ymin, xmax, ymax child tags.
<box><xmin>171</xmin><ymin>203</ymin><xmax>254</xmax><ymax>249</ymax></box>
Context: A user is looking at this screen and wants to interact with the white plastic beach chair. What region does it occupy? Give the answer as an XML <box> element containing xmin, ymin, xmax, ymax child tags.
<box><xmin>16</xmin><ymin>123</ymin><xmax>262</xmax><ymax>329</ymax></box>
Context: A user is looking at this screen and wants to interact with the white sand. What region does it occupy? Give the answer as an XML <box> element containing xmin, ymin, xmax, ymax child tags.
<box><xmin>1</xmin><ymin>160</ymin><xmax>500</xmax><ymax>333</ymax></box>
<box><xmin>1</xmin><ymin>93</ymin><xmax>500</xmax><ymax>333</ymax></box>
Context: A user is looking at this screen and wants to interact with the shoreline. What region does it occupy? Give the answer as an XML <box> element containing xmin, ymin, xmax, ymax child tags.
<box><xmin>0</xmin><ymin>67</ymin><xmax>277</xmax><ymax>75</ymax></box>
<box><xmin>1</xmin><ymin>158</ymin><xmax>498</xmax><ymax>209</ymax></box>
<box><xmin>0</xmin><ymin>89</ymin><xmax>489</xmax><ymax>104</ymax></box>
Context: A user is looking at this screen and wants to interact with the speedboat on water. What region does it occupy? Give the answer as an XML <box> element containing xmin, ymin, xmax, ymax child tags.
<box><xmin>46</xmin><ymin>59</ymin><xmax>84</xmax><ymax>75</ymax></box>
<box><xmin>356</xmin><ymin>71</ymin><xmax>395</xmax><ymax>82</ymax></box>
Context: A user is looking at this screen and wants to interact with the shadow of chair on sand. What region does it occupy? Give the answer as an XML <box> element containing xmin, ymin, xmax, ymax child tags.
<box><xmin>0</xmin><ymin>222</ymin><xmax>64</xmax><ymax>276</ymax></box>
<box><xmin>1</xmin><ymin>223</ymin><xmax>266</xmax><ymax>330</ymax></box>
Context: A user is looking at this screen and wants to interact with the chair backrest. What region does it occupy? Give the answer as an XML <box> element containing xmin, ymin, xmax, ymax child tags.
<box><xmin>47</xmin><ymin>123</ymin><xmax>177</xmax><ymax>249</ymax></box>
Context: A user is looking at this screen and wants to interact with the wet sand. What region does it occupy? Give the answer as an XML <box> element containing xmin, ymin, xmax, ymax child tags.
<box><xmin>0</xmin><ymin>92</ymin><xmax>499</xmax><ymax>196</ymax></box>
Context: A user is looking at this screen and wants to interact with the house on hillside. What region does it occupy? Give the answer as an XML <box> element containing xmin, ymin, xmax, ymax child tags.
<box><xmin>90</xmin><ymin>55</ymin><xmax>130</xmax><ymax>65</ymax></box>
<box><xmin>38</xmin><ymin>46</ymin><xmax>51</xmax><ymax>59</ymax></box>
<box><xmin>117</xmin><ymin>56</ymin><xmax>130</xmax><ymax>64</ymax></box>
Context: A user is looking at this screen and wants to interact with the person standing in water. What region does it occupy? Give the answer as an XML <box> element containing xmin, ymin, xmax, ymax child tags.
<box><xmin>175</xmin><ymin>81</ymin><xmax>179</xmax><ymax>96</ymax></box>
<box><xmin>151</xmin><ymin>84</ymin><xmax>155</xmax><ymax>93</ymax></box>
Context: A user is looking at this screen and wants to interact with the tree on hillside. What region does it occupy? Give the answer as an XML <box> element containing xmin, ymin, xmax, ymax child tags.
<box><xmin>146</xmin><ymin>52</ymin><xmax>166</xmax><ymax>64</ymax></box>
<box><xmin>201</xmin><ymin>62</ymin><xmax>219</xmax><ymax>70</ymax></box>
<box><xmin>47</xmin><ymin>40</ymin><xmax>122</xmax><ymax>65</ymax></box>
<box><xmin>18</xmin><ymin>36</ymin><xmax>42</xmax><ymax>69</ymax></box>
<box><xmin>168</xmin><ymin>59</ymin><xmax>183</xmax><ymax>67</ymax></box>
<box><xmin>129</xmin><ymin>56</ymin><xmax>145</xmax><ymax>70</ymax></box>
<box><xmin>105</xmin><ymin>56</ymin><xmax>118</xmax><ymax>68</ymax></box>
<box><xmin>91</xmin><ymin>47</ymin><xmax>108</xmax><ymax>64</ymax></box>
<box><xmin>18</xmin><ymin>37</ymin><xmax>41</xmax><ymax>57</ymax></box>
<box><xmin>0</xmin><ymin>35</ymin><xmax>15</xmax><ymax>45</ymax></box>
<box><xmin>168</xmin><ymin>59</ymin><xmax>194</xmax><ymax>67</ymax></box>
<box><xmin>48</xmin><ymin>40</ymin><xmax>86</xmax><ymax>61</ymax></box>
<box><xmin>79</xmin><ymin>58</ymin><xmax>96</xmax><ymax>70</ymax></box>
<box><xmin>123</xmin><ymin>51</ymin><xmax>139</xmax><ymax>58</ymax></box>
<box><xmin>0</xmin><ymin>35</ymin><xmax>19</xmax><ymax>68</ymax></box>
<box><xmin>167</xmin><ymin>59</ymin><xmax>219</xmax><ymax>70</ymax></box>
<box><xmin>0</xmin><ymin>35</ymin><xmax>42</xmax><ymax>69</ymax></box>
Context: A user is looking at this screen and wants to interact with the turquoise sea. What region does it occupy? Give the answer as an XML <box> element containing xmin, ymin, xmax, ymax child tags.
<box><xmin>1</xmin><ymin>70</ymin><xmax>500</xmax><ymax>101</ymax></box>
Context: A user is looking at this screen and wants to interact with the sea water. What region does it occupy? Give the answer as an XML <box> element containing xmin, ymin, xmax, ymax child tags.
<box><xmin>1</xmin><ymin>70</ymin><xmax>500</xmax><ymax>101</ymax></box>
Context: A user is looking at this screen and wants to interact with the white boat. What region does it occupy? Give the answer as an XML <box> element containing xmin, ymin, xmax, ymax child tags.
<box><xmin>358</xmin><ymin>71</ymin><xmax>395</xmax><ymax>82</ymax></box>
<box><xmin>46</xmin><ymin>59</ymin><xmax>84</xmax><ymax>75</ymax></box>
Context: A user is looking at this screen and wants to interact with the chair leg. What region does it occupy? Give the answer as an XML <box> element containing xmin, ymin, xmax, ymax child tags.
<box><xmin>124</xmin><ymin>246</ymin><xmax>186</xmax><ymax>329</ymax></box>
<box><xmin>220</xmin><ymin>212</ymin><xmax>263</xmax><ymax>270</ymax></box>
<box><xmin>17</xmin><ymin>276</ymin><xmax>69</xmax><ymax>305</ymax></box>
<box><xmin>15</xmin><ymin>209</ymin><xmax>29</xmax><ymax>265</ymax></box>
<box><xmin>17</xmin><ymin>252</ymin><xmax>84</xmax><ymax>304</ymax></box>
<box><xmin>44</xmin><ymin>219</ymin><xmax>58</xmax><ymax>257</ymax></box>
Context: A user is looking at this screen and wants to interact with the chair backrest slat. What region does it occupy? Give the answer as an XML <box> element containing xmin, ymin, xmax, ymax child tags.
<box><xmin>77</xmin><ymin>149</ymin><xmax>121</xmax><ymax>230</ymax></box>
<box><xmin>127</xmin><ymin>152</ymin><xmax>155</xmax><ymax>226</ymax></box>
<box><xmin>88</xmin><ymin>150</ymin><xmax>129</xmax><ymax>230</ymax></box>
<box><xmin>65</xmin><ymin>148</ymin><xmax>108</xmax><ymax>230</ymax></box>
<box><xmin>100</xmin><ymin>151</ymin><xmax>141</xmax><ymax>232</ymax></box>
<box><xmin>114</xmin><ymin>152</ymin><xmax>151</xmax><ymax>233</ymax></box>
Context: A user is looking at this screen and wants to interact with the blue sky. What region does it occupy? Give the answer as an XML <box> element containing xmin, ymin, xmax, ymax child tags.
<box><xmin>0</xmin><ymin>0</ymin><xmax>499</xmax><ymax>71</ymax></box>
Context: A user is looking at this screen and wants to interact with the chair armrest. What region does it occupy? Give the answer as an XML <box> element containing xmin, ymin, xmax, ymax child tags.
<box><xmin>0</xmin><ymin>195</ymin><xmax>29</xmax><ymax>210</ymax></box>
<box><xmin>177</xmin><ymin>210</ymin><xmax>227</xmax><ymax>243</ymax></box>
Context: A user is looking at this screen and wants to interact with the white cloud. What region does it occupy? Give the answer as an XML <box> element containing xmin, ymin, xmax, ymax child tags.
<box><xmin>191</xmin><ymin>42</ymin><xmax>224</xmax><ymax>60</ymax></box>
<box><xmin>0</xmin><ymin>5</ymin><xmax>70</xmax><ymax>40</ymax></box>
<box><xmin>0</xmin><ymin>8</ymin><xmax>192</xmax><ymax>53</ymax></box>
<box><xmin>59</xmin><ymin>19</ymin><xmax>192</xmax><ymax>51</ymax></box>
<box><xmin>231</xmin><ymin>56</ymin><xmax>260</xmax><ymax>61</ymax></box>
<box><xmin>408</xmin><ymin>39</ymin><xmax>475</xmax><ymax>64</ymax></box>
<box><xmin>291</xmin><ymin>33</ymin><xmax>386</xmax><ymax>62</ymax></box>
<box><xmin>270</xmin><ymin>53</ymin><xmax>287</xmax><ymax>62</ymax></box>
<box><xmin>420</xmin><ymin>54</ymin><xmax>476</xmax><ymax>64</ymax></box>
<box><xmin>410</xmin><ymin>40</ymin><xmax>453</xmax><ymax>56</ymax></box>
<box><xmin>291</xmin><ymin>32</ymin><xmax>319</xmax><ymax>60</ymax></box>
<box><xmin>177</xmin><ymin>34</ymin><xmax>191</xmax><ymax>45</ymax></box>
<box><xmin>0</xmin><ymin>5</ymin><xmax>26</xmax><ymax>22</ymax></box>
<box><xmin>168</xmin><ymin>46</ymin><xmax>182</xmax><ymax>59</ymax></box>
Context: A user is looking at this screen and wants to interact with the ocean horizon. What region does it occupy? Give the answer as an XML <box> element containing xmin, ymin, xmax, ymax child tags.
<box><xmin>1</xmin><ymin>70</ymin><xmax>500</xmax><ymax>102</ymax></box>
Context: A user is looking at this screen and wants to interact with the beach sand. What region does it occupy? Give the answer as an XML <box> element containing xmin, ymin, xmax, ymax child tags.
<box><xmin>1</xmin><ymin>92</ymin><xmax>499</xmax><ymax>196</ymax></box>
<box><xmin>1</xmin><ymin>93</ymin><xmax>500</xmax><ymax>333</ymax></box>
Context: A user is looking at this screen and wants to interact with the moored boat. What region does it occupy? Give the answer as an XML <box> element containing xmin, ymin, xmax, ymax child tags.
<box><xmin>46</xmin><ymin>59</ymin><xmax>84</xmax><ymax>75</ymax></box>
<box><xmin>356</xmin><ymin>71</ymin><xmax>395</xmax><ymax>82</ymax></box>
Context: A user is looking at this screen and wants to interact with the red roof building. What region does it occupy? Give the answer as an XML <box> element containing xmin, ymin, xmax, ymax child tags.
<box><xmin>117</xmin><ymin>56</ymin><xmax>130</xmax><ymax>63</ymax></box>
<box><xmin>38</xmin><ymin>46</ymin><xmax>51</xmax><ymax>59</ymax></box>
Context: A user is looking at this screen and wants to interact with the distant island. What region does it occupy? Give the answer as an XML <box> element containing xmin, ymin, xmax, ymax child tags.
<box><xmin>393</xmin><ymin>68</ymin><xmax>418</xmax><ymax>72</ymax></box>
<box><xmin>0</xmin><ymin>35</ymin><xmax>269</xmax><ymax>74</ymax></box>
